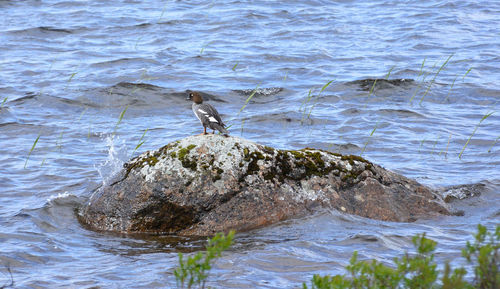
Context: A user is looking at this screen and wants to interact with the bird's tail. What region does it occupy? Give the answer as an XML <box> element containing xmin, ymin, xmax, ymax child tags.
<box><xmin>213</xmin><ymin>123</ymin><xmax>229</xmax><ymax>135</ymax></box>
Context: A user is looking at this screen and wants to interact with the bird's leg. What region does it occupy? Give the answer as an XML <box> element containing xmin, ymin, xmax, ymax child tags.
<box><xmin>197</xmin><ymin>126</ymin><xmax>207</xmax><ymax>135</ymax></box>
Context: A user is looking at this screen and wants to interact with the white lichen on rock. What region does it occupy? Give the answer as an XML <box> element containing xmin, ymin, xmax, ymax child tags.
<box><xmin>80</xmin><ymin>134</ymin><xmax>452</xmax><ymax>236</ymax></box>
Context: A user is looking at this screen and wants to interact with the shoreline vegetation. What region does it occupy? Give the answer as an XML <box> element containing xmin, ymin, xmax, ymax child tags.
<box><xmin>174</xmin><ymin>224</ymin><xmax>499</xmax><ymax>289</ymax></box>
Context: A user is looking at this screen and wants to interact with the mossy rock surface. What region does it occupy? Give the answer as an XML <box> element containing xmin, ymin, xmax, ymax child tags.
<box><xmin>80</xmin><ymin>135</ymin><xmax>451</xmax><ymax>236</ymax></box>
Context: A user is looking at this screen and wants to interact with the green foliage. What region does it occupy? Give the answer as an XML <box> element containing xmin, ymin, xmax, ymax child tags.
<box><xmin>441</xmin><ymin>262</ymin><xmax>470</xmax><ymax>289</ymax></box>
<box><xmin>462</xmin><ymin>224</ymin><xmax>500</xmax><ymax>289</ymax></box>
<box><xmin>304</xmin><ymin>225</ymin><xmax>499</xmax><ymax>289</ymax></box>
<box><xmin>347</xmin><ymin>251</ymin><xmax>401</xmax><ymax>289</ymax></box>
<box><xmin>303</xmin><ymin>274</ymin><xmax>351</xmax><ymax>289</ymax></box>
<box><xmin>174</xmin><ymin>231</ymin><xmax>235</xmax><ymax>289</ymax></box>
<box><xmin>394</xmin><ymin>233</ymin><xmax>439</xmax><ymax>288</ymax></box>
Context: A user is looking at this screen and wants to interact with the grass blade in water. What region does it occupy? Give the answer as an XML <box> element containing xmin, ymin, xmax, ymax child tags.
<box><xmin>487</xmin><ymin>136</ymin><xmax>499</xmax><ymax>153</ymax></box>
<box><xmin>200</xmin><ymin>41</ymin><xmax>212</xmax><ymax>55</ymax></box>
<box><xmin>64</xmin><ymin>71</ymin><xmax>78</xmax><ymax>90</ymax></box>
<box><xmin>238</xmin><ymin>83</ymin><xmax>260</xmax><ymax>115</ymax></box>
<box><xmin>445</xmin><ymin>67</ymin><xmax>472</xmax><ymax>102</ymax></box>
<box><xmin>368</xmin><ymin>79</ymin><xmax>378</xmax><ymax>98</ymax></box>
<box><xmin>462</xmin><ymin>67</ymin><xmax>472</xmax><ymax>81</ymax></box>
<box><xmin>77</xmin><ymin>107</ymin><xmax>88</xmax><ymax>122</ymax></box>
<box><xmin>307</xmin><ymin>79</ymin><xmax>334</xmax><ymax>119</ymax></box>
<box><xmin>132</xmin><ymin>128</ymin><xmax>148</xmax><ymax>156</ymax></box>
<box><xmin>459</xmin><ymin>112</ymin><xmax>494</xmax><ymax>159</ymax></box>
<box><xmin>232</xmin><ymin>62</ymin><xmax>239</xmax><ymax>71</ymax></box>
<box><xmin>360</xmin><ymin>123</ymin><xmax>378</xmax><ymax>156</ymax></box>
<box><xmin>113</xmin><ymin>105</ymin><xmax>129</xmax><ymax>134</ymax></box>
<box><xmin>418</xmin><ymin>58</ymin><xmax>426</xmax><ymax>77</ymax></box>
<box><xmin>302</xmin><ymin>79</ymin><xmax>333</xmax><ymax>119</ymax></box>
<box><xmin>1</xmin><ymin>97</ymin><xmax>7</xmax><ymax>109</ymax></box>
<box><xmin>300</xmin><ymin>88</ymin><xmax>314</xmax><ymax>112</ymax></box>
<box><xmin>300</xmin><ymin>88</ymin><xmax>314</xmax><ymax>124</ymax></box>
<box><xmin>385</xmin><ymin>65</ymin><xmax>396</xmax><ymax>79</ymax></box>
<box><xmin>419</xmin><ymin>53</ymin><xmax>454</xmax><ymax>105</ymax></box>
<box><xmin>320</xmin><ymin>79</ymin><xmax>334</xmax><ymax>94</ymax></box>
<box><xmin>25</xmin><ymin>133</ymin><xmax>41</xmax><ymax>169</ymax></box>
<box><xmin>439</xmin><ymin>133</ymin><xmax>452</xmax><ymax>158</ymax></box>
<box><xmin>410</xmin><ymin>58</ymin><xmax>436</xmax><ymax>104</ymax></box>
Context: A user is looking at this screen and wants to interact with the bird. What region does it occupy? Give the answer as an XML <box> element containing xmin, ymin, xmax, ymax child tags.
<box><xmin>187</xmin><ymin>91</ymin><xmax>229</xmax><ymax>136</ymax></box>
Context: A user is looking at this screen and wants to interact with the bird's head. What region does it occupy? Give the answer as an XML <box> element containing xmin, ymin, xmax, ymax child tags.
<box><xmin>187</xmin><ymin>91</ymin><xmax>203</xmax><ymax>104</ymax></box>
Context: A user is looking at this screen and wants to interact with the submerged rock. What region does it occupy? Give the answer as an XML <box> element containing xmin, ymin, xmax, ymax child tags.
<box><xmin>79</xmin><ymin>135</ymin><xmax>451</xmax><ymax>236</ymax></box>
<box><xmin>348</xmin><ymin>78</ymin><xmax>415</xmax><ymax>91</ymax></box>
<box><xmin>440</xmin><ymin>183</ymin><xmax>485</xmax><ymax>203</ymax></box>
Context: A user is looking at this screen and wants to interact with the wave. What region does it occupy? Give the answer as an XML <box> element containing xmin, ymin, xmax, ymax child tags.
<box><xmin>6</xmin><ymin>26</ymin><xmax>79</xmax><ymax>36</ymax></box>
<box><xmin>232</xmin><ymin>87</ymin><xmax>284</xmax><ymax>97</ymax></box>
<box><xmin>346</xmin><ymin>78</ymin><xmax>415</xmax><ymax>91</ymax></box>
<box><xmin>90</xmin><ymin>58</ymin><xmax>161</xmax><ymax>68</ymax></box>
<box><xmin>377</xmin><ymin>108</ymin><xmax>425</xmax><ymax>118</ymax></box>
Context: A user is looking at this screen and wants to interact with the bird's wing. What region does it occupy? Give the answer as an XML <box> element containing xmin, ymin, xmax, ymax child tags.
<box><xmin>202</xmin><ymin>103</ymin><xmax>225</xmax><ymax>126</ymax></box>
<box><xmin>195</xmin><ymin>103</ymin><xmax>224</xmax><ymax>126</ymax></box>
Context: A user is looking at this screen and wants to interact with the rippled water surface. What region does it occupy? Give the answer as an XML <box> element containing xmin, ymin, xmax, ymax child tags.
<box><xmin>1</xmin><ymin>0</ymin><xmax>499</xmax><ymax>288</ymax></box>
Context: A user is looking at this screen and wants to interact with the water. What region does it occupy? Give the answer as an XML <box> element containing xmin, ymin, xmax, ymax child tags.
<box><xmin>1</xmin><ymin>0</ymin><xmax>499</xmax><ymax>287</ymax></box>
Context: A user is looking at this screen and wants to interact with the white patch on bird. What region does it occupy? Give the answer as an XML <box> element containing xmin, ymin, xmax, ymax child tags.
<box><xmin>208</xmin><ymin>116</ymin><xmax>218</xmax><ymax>123</ymax></box>
<box><xmin>198</xmin><ymin>109</ymin><xmax>208</xmax><ymax>114</ymax></box>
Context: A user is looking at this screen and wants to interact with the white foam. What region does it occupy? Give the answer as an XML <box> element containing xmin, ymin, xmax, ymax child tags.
<box><xmin>46</xmin><ymin>192</ymin><xmax>71</xmax><ymax>203</ymax></box>
<box><xmin>95</xmin><ymin>135</ymin><xmax>129</xmax><ymax>186</ymax></box>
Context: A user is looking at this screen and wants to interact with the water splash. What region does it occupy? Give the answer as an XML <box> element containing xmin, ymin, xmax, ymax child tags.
<box><xmin>46</xmin><ymin>192</ymin><xmax>71</xmax><ymax>203</ymax></box>
<box><xmin>95</xmin><ymin>134</ymin><xmax>129</xmax><ymax>186</ymax></box>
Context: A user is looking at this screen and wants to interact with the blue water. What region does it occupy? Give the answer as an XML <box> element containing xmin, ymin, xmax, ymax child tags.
<box><xmin>0</xmin><ymin>0</ymin><xmax>499</xmax><ymax>288</ymax></box>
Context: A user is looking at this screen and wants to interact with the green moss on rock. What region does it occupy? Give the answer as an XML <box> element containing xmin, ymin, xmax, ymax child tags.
<box><xmin>213</xmin><ymin>167</ymin><xmax>224</xmax><ymax>182</ymax></box>
<box><xmin>244</xmin><ymin>150</ymin><xmax>265</xmax><ymax>176</ymax></box>
<box><xmin>120</xmin><ymin>138</ymin><xmax>372</xmax><ymax>189</ymax></box>
<box><xmin>341</xmin><ymin>154</ymin><xmax>370</xmax><ymax>165</ymax></box>
<box><xmin>177</xmin><ymin>144</ymin><xmax>197</xmax><ymax>171</ymax></box>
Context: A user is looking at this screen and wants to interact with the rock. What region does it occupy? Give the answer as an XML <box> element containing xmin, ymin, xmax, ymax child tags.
<box><xmin>440</xmin><ymin>183</ymin><xmax>485</xmax><ymax>203</ymax></box>
<box><xmin>79</xmin><ymin>135</ymin><xmax>451</xmax><ymax>236</ymax></box>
